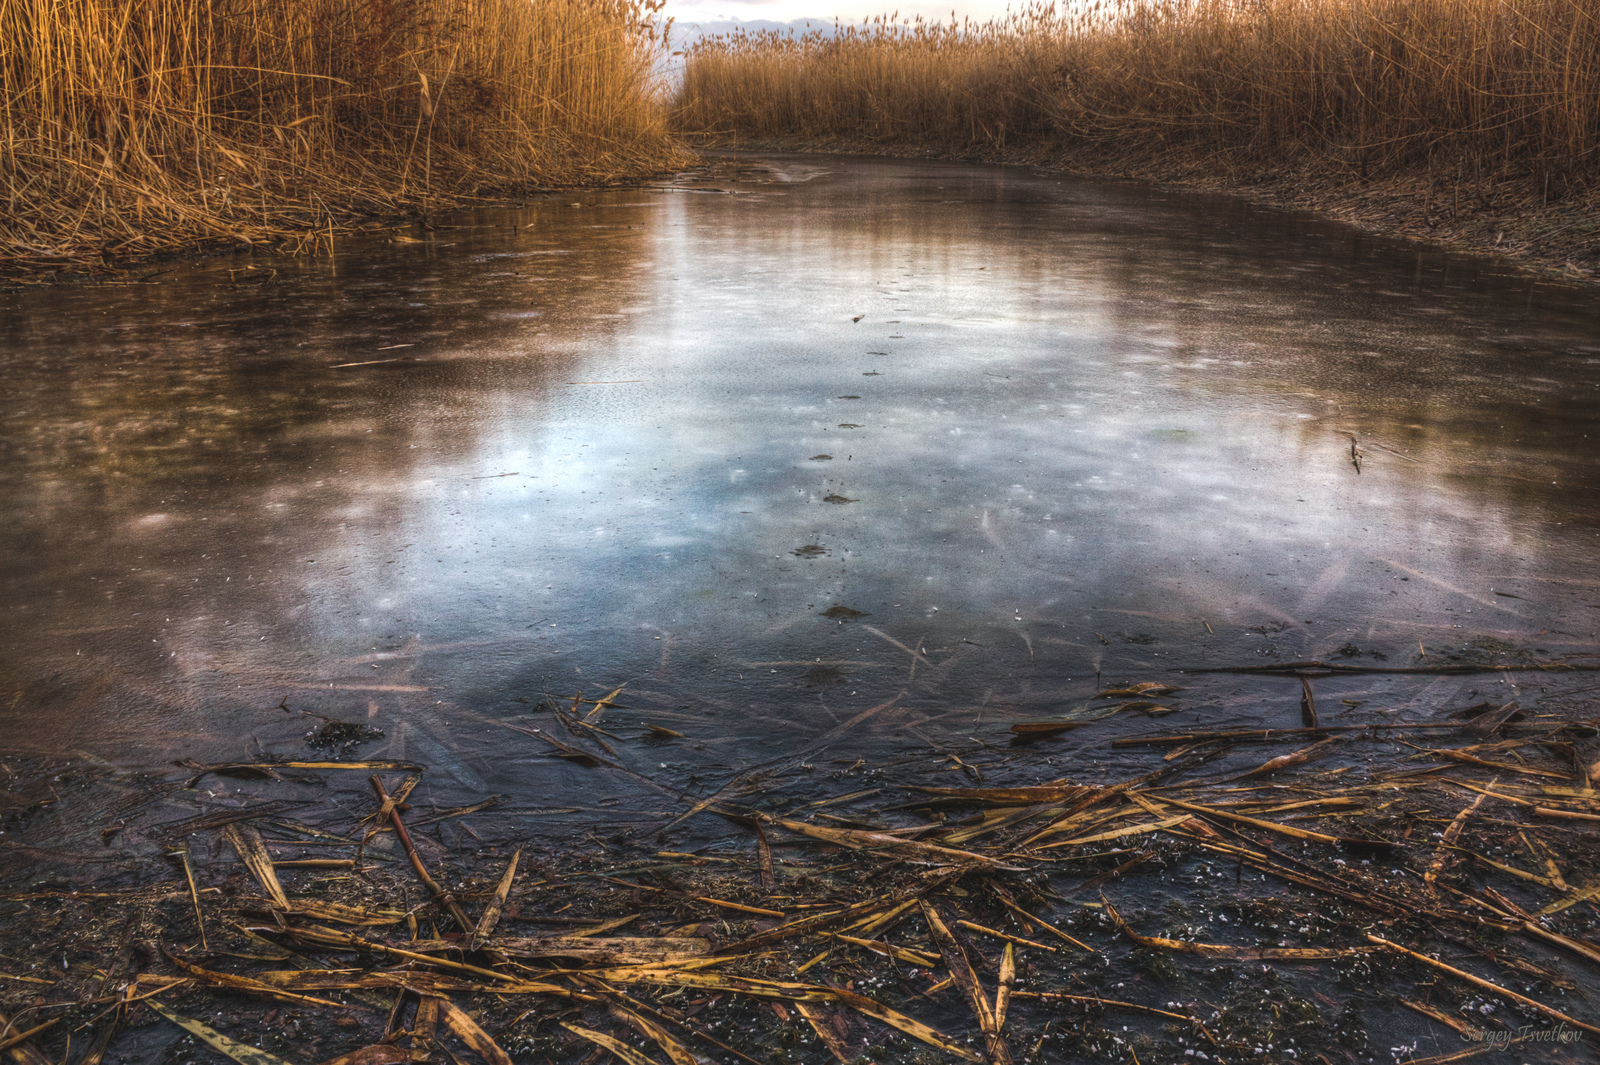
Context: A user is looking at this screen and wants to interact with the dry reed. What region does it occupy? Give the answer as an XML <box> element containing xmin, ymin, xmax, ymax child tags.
<box><xmin>1</xmin><ymin>0</ymin><xmax>688</xmax><ymax>274</ymax></box>
<box><xmin>676</xmin><ymin>0</ymin><xmax>1600</xmax><ymax>194</ymax></box>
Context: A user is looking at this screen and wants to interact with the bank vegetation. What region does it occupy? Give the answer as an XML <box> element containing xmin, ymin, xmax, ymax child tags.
<box><xmin>676</xmin><ymin>0</ymin><xmax>1600</xmax><ymax>277</ymax></box>
<box><xmin>0</xmin><ymin>0</ymin><xmax>687</xmax><ymax>275</ymax></box>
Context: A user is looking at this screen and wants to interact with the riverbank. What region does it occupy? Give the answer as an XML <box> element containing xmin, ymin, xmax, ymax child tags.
<box><xmin>1069</xmin><ymin>148</ymin><xmax>1600</xmax><ymax>287</ymax></box>
<box><xmin>12</xmin><ymin>139</ymin><xmax>1590</xmax><ymax>289</ymax></box>
<box><xmin>0</xmin><ymin>0</ymin><xmax>690</xmax><ymax>282</ymax></box>
<box><xmin>688</xmin><ymin>135</ymin><xmax>1600</xmax><ymax>287</ymax></box>
<box><xmin>674</xmin><ymin>0</ymin><xmax>1600</xmax><ymax>288</ymax></box>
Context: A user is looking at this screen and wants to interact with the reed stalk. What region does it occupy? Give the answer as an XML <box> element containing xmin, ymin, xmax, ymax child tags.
<box><xmin>676</xmin><ymin>0</ymin><xmax>1600</xmax><ymax>191</ymax></box>
<box><xmin>1</xmin><ymin>0</ymin><xmax>688</xmax><ymax>273</ymax></box>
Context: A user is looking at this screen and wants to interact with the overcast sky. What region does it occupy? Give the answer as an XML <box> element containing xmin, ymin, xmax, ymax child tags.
<box><xmin>664</xmin><ymin>0</ymin><xmax>1021</xmax><ymax>33</ymax></box>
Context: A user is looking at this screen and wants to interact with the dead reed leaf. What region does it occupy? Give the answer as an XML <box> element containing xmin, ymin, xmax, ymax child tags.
<box><xmin>468</xmin><ymin>935</ymin><xmax>710</xmax><ymax>964</ymax></box>
<box><xmin>186</xmin><ymin>761</ymin><xmax>423</xmax><ymax>788</ymax></box>
<box><xmin>1413</xmin><ymin>745</ymin><xmax>1571</xmax><ymax>780</ymax></box>
<box><xmin>1011</xmin><ymin>991</ymin><xmax>1210</xmax><ymax>1031</ymax></box>
<box><xmin>0</xmin><ymin>1019</ymin><xmax>57</xmax><ymax>1055</ymax></box>
<box><xmin>592</xmin><ymin>968</ymin><xmax>833</xmax><ymax>1000</ymax></box>
<box><xmin>989</xmin><ymin>891</ymin><xmax>1095</xmax><ymax>952</ymax></box>
<box><xmin>829</xmin><ymin>987</ymin><xmax>983</xmax><ymax>1061</ymax></box>
<box><xmin>270</xmin><ymin>901</ymin><xmax>405</xmax><ymax>927</ymax></box>
<box><xmin>1156</xmin><ymin>797</ymin><xmax>1343</xmax><ymax>845</ymax></box>
<box><xmin>942</xmin><ymin>801</ymin><xmax>1078</xmax><ymax>846</ymax></box>
<box><xmin>568</xmin><ymin>913</ymin><xmax>642</xmax><ymax>938</ymax></box>
<box><xmin>1007</xmin><ymin>722</ymin><xmax>1083</xmax><ymax>737</ymax></box>
<box><xmin>1538</xmin><ymin>881</ymin><xmax>1600</xmax><ymax>916</ymax></box>
<box><xmin>920</xmin><ymin>901</ymin><xmax>1011</xmax><ymax>1064</ymax></box>
<box><xmin>145</xmin><ymin>1002</ymin><xmax>296</xmax><ymax>1065</ymax></box>
<box><xmin>1037</xmin><ymin>813</ymin><xmax>1190</xmax><ymax>848</ymax></box>
<box><xmin>832</xmin><ymin>933</ymin><xmax>940</xmax><ymax>966</ymax></box>
<box><xmin>696</xmin><ymin>896</ymin><xmax>785</xmax><ymax>917</ymax></box>
<box><xmin>908</xmin><ymin>784</ymin><xmax>1087</xmax><ymax>804</ymax></box>
<box><xmin>222</xmin><ymin>824</ymin><xmax>288</xmax><ymax>909</ymax></box>
<box><xmin>1096</xmin><ymin>683</ymin><xmax>1181</xmax><ymax>698</ymax></box>
<box><xmin>994</xmin><ymin>943</ymin><xmax>1015</xmax><ymax>1033</ymax></box>
<box><xmin>438</xmin><ymin>998</ymin><xmax>514</xmax><ymax>1065</ymax></box>
<box><xmin>311</xmin><ymin>1047</ymin><xmax>414</xmax><ymax>1065</ymax></box>
<box><xmin>765</xmin><ymin>815</ymin><xmax>1018</xmax><ymax>867</ymax></box>
<box><xmin>277</xmin><ymin>925</ymin><xmax>518</xmax><ymax>983</ymax></box>
<box><xmin>163</xmin><ymin>952</ymin><xmax>359</xmax><ymax>1010</ymax></box>
<box><xmin>562</xmin><ymin>1023</ymin><xmax>661</xmax><ymax>1064</ymax></box>
<box><xmin>1534</xmin><ymin>806</ymin><xmax>1600</xmax><ymax>823</ymax></box>
<box><xmin>793</xmin><ymin>1001</ymin><xmax>853</xmax><ymax>1063</ymax></box>
<box><xmin>470</xmin><ymin>847</ymin><xmax>521</xmax><ymax>950</ymax></box>
<box><xmin>1520</xmin><ymin>921</ymin><xmax>1600</xmax><ymax>967</ymax></box>
<box><xmin>606</xmin><ymin>1004</ymin><xmax>698</xmax><ymax>1065</ymax></box>
<box><xmin>1227</xmin><ymin>736</ymin><xmax>1342</xmax><ymax>782</ymax></box>
<box><xmin>955</xmin><ymin>919</ymin><xmax>1056</xmax><ymax>953</ymax></box>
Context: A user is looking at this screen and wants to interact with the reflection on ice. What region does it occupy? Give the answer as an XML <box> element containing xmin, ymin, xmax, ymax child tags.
<box><xmin>2</xmin><ymin>153</ymin><xmax>1598</xmax><ymax>802</ymax></box>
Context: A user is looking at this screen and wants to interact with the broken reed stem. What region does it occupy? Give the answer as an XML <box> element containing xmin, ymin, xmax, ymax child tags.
<box><xmin>1116</xmin><ymin>723</ymin><xmax>1517</xmax><ymax>747</ymax></box>
<box><xmin>1535</xmin><ymin>807</ymin><xmax>1600</xmax><ymax>823</ymax></box>
<box><xmin>288</xmin><ymin>925</ymin><xmax>520</xmax><ymax>984</ymax></box>
<box><xmin>1009</xmin><ymin>991</ymin><xmax>1215</xmax><ymax>1041</ymax></box>
<box><xmin>1425</xmin><ymin>783</ymin><xmax>1492</xmax><ymax>888</ymax></box>
<box><xmin>1181</xmin><ymin>661</ymin><xmax>1600</xmax><ymax>677</ymax></box>
<box><xmin>471</xmin><ymin>848</ymin><xmax>522</xmax><ymax>951</ymax></box>
<box><xmin>171</xmin><ymin>845</ymin><xmax>207</xmax><ymax>951</ymax></box>
<box><xmin>0</xmin><ymin>1018</ymin><xmax>58</xmax><ymax>1054</ymax></box>
<box><xmin>1367</xmin><ymin>934</ymin><xmax>1600</xmax><ymax>1035</ymax></box>
<box><xmin>955</xmin><ymin>919</ymin><xmax>1056</xmax><ymax>953</ymax></box>
<box><xmin>369</xmin><ymin>776</ymin><xmax>474</xmax><ymax>935</ymax></box>
<box><xmin>990</xmin><ymin>894</ymin><xmax>1095</xmax><ymax>953</ymax></box>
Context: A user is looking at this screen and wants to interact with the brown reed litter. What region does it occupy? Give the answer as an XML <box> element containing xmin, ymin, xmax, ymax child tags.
<box><xmin>2</xmin><ymin>659</ymin><xmax>1598</xmax><ymax>1065</ymax></box>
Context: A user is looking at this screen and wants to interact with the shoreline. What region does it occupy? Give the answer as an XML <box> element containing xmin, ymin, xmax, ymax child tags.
<box><xmin>0</xmin><ymin>167</ymin><xmax>693</xmax><ymax>290</ymax></box>
<box><xmin>8</xmin><ymin>142</ymin><xmax>1593</xmax><ymax>291</ymax></box>
<box><xmin>692</xmin><ymin>135</ymin><xmax>1600</xmax><ymax>290</ymax></box>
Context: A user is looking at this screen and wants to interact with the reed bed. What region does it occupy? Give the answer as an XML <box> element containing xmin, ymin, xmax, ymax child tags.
<box><xmin>677</xmin><ymin>0</ymin><xmax>1600</xmax><ymax>194</ymax></box>
<box><xmin>0</xmin><ymin>0</ymin><xmax>687</xmax><ymax>275</ymax></box>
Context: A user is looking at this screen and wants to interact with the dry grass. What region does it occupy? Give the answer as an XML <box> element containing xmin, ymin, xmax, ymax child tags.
<box><xmin>1</xmin><ymin>0</ymin><xmax>689</xmax><ymax>274</ymax></box>
<box><xmin>676</xmin><ymin>12</ymin><xmax>1060</xmax><ymax>151</ymax></box>
<box><xmin>676</xmin><ymin>0</ymin><xmax>1600</xmax><ymax>194</ymax></box>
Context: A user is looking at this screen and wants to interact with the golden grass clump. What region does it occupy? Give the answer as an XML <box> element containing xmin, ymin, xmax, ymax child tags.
<box><xmin>676</xmin><ymin>0</ymin><xmax>1600</xmax><ymax>190</ymax></box>
<box><xmin>1</xmin><ymin>0</ymin><xmax>688</xmax><ymax>272</ymax></box>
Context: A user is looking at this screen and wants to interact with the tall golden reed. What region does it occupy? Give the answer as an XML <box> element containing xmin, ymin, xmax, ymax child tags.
<box><xmin>677</xmin><ymin>0</ymin><xmax>1600</xmax><ymax>189</ymax></box>
<box><xmin>1</xmin><ymin>0</ymin><xmax>686</xmax><ymax>270</ymax></box>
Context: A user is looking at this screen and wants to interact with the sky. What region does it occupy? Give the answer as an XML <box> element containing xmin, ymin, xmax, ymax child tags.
<box><xmin>663</xmin><ymin>0</ymin><xmax>1020</xmax><ymax>35</ymax></box>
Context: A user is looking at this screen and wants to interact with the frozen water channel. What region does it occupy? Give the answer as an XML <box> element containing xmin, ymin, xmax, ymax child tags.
<box><xmin>3</xmin><ymin>153</ymin><xmax>1599</xmax><ymax>807</ymax></box>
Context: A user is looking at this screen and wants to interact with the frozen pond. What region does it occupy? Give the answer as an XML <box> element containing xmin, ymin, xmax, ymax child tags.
<box><xmin>3</xmin><ymin>152</ymin><xmax>1599</xmax><ymax>811</ymax></box>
